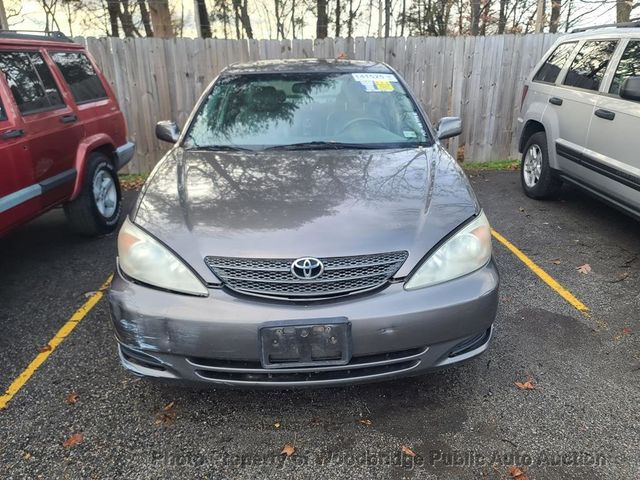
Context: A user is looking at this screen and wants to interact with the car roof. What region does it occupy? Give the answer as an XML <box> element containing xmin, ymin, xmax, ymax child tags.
<box><xmin>221</xmin><ymin>59</ymin><xmax>393</xmax><ymax>75</ymax></box>
<box><xmin>0</xmin><ymin>31</ymin><xmax>83</xmax><ymax>50</ymax></box>
<box><xmin>557</xmin><ymin>24</ymin><xmax>640</xmax><ymax>42</ymax></box>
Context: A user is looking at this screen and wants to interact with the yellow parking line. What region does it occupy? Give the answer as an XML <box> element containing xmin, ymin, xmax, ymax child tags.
<box><xmin>0</xmin><ymin>274</ymin><xmax>113</xmax><ymax>410</ymax></box>
<box><xmin>491</xmin><ymin>229</ymin><xmax>589</xmax><ymax>315</ymax></box>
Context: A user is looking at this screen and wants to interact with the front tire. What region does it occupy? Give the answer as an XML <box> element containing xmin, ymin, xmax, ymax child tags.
<box><xmin>520</xmin><ymin>131</ymin><xmax>562</xmax><ymax>199</ymax></box>
<box><xmin>64</xmin><ymin>152</ymin><xmax>122</xmax><ymax>236</ymax></box>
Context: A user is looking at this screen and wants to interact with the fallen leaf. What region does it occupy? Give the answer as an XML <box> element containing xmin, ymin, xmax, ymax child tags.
<box><xmin>577</xmin><ymin>264</ymin><xmax>592</xmax><ymax>274</ymax></box>
<box><xmin>22</xmin><ymin>452</ymin><xmax>32</xmax><ymax>461</ymax></box>
<box><xmin>63</xmin><ymin>433</ymin><xmax>84</xmax><ymax>448</ymax></box>
<box><xmin>550</xmin><ymin>259</ymin><xmax>561</xmax><ymax>265</ymax></box>
<box><xmin>83</xmin><ymin>291</ymin><xmax>98</xmax><ymax>298</ymax></box>
<box><xmin>622</xmin><ymin>327</ymin><xmax>632</xmax><ymax>335</ymax></box>
<box><xmin>155</xmin><ymin>401</ymin><xmax>176</xmax><ymax>425</ymax></box>
<box><xmin>274</xmin><ymin>422</ymin><xmax>281</xmax><ymax>429</ymax></box>
<box><xmin>38</xmin><ymin>344</ymin><xmax>52</xmax><ymax>353</ymax></box>
<box><xmin>514</xmin><ymin>378</ymin><xmax>536</xmax><ymax>390</ymax></box>
<box><xmin>359</xmin><ymin>419</ymin><xmax>373</xmax><ymax>426</ymax></box>
<box><xmin>401</xmin><ymin>446</ymin><xmax>416</xmax><ymax>457</ymax></box>
<box><xmin>508</xmin><ymin>465</ymin><xmax>528</xmax><ymax>479</ymax></box>
<box><xmin>66</xmin><ymin>392</ymin><xmax>79</xmax><ymax>405</ymax></box>
<box><xmin>281</xmin><ymin>443</ymin><xmax>295</xmax><ymax>457</ymax></box>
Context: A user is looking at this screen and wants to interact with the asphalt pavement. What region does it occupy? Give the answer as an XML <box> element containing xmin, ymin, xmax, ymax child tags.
<box><xmin>0</xmin><ymin>171</ymin><xmax>638</xmax><ymax>479</ymax></box>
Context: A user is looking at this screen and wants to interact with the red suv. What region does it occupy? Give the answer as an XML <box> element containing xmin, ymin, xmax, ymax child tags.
<box><xmin>0</xmin><ymin>31</ymin><xmax>134</xmax><ymax>237</ymax></box>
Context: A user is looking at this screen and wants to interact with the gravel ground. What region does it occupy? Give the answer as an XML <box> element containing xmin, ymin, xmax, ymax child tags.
<box><xmin>0</xmin><ymin>170</ymin><xmax>638</xmax><ymax>479</ymax></box>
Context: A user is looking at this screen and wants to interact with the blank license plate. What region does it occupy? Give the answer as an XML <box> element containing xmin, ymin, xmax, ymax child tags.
<box><xmin>260</xmin><ymin>318</ymin><xmax>351</xmax><ymax>368</ymax></box>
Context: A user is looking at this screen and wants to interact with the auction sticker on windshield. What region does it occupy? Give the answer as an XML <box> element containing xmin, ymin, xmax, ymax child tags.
<box><xmin>352</xmin><ymin>73</ymin><xmax>398</xmax><ymax>92</ymax></box>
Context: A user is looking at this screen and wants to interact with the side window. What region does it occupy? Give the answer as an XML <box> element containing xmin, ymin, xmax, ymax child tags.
<box><xmin>533</xmin><ymin>42</ymin><xmax>577</xmax><ymax>84</ymax></box>
<box><xmin>0</xmin><ymin>51</ymin><xmax>65</xmax><ymax>114</ymax></box>
<box><xmin>51</xmin><ymin>52</ymin><xmax>108</xmax><ymax>104</ymax></box>
<box><xmin>563</xmin><ymin>40</ymin><xmax>618</xmax><ymax>91</ymax></box>
<box><xmin>0</xmin><ymin>98</ymin><xmax>6</xmax><ymax>121</ymax></box>
<box><xmin>609</xmin><ymin>41</ymin><xmax>640</xmax><ymax>96</ymax></box>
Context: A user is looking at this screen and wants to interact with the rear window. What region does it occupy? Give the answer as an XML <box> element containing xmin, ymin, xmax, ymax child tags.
<box><xmin>0</xmin><ymin>51</ymin><xmax>65</xmax><ymax>114</ymax></box>
<box><xmin>533</xmin><ymin>42</ymin><xmax>577</xmax><ymax>84</ymax></box>
<box><xmin>563</xmin><ymin>40</ymin><xmax>618</xmax><ymax>91</ymax></box>
<box><xmin>609</xmin><ymin>40</ymin><xmax>640</xmax><ymax>96</ymax></box>
<box><xmin>51</xmin><ymin>52</ymin><xmax>108</xmax><ymax>104</ymax></box>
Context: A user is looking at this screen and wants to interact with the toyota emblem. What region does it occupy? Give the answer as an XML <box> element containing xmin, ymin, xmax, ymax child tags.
<box><xmin>291</xmin><ymin>257</ymin><xmax>324</xmax><ymax>280</ymax></box>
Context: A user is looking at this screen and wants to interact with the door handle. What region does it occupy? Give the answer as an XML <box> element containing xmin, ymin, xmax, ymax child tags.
<box><xmin>0</xmin><ymin>129</ymin><xmax>25</xmax><ymax>139</ymax></box>
<box><xmin>549</xmin><ymin>97</ymin><xmax>563</xmax><ymax>106</ymax></box>
<box><xmin>60</xmin><ymin>114</ymin><xmax>78</xmax><ymax>124</ymax></box>
<box><xmin>594</xmin><ymin>109</ymin><xmax>615</xmax><ymax>121</ymax></box>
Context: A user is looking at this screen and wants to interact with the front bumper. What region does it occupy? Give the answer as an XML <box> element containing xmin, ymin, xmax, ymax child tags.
<box><xmin>108</xmin><ymin>259</ymin><xmax>500</xmax><ymax>387</ymax></box>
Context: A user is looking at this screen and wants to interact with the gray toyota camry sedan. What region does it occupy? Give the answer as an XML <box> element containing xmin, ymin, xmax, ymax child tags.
<box><xmin>108</xmin><ymin>59</ymin><xmax>499</xmax><ymax>387</ymax></box>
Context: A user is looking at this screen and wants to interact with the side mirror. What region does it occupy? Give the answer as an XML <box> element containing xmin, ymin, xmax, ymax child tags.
<box><xmin>155</xmin><ymin>120</ymin><xmax>180</xmax><ymax>143</ymax></box>
<box><xmin>620</xmin><ymin>76</ymin><xmax>640</xmax><ymax>102</ymax></box>
<box><xmin>436</xmin><ymin>117</ymin><xmax>462</xmax><ymax>140</ymax></box>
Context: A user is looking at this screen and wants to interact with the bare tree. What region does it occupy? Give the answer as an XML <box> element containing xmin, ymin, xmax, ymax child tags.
<box><xmin>549</xmin><ymin>0</ymin><xmax>561</xmax><ymax>32</ymax></box>
<box><xmin>148</xmin><ymin>0</ymin><xmax>174</xmax><ymax>37</ymax></box>
<box><xmin>470</xmin><ymin>0</ymin><xmax>481</xmax><ymax>34</ymax></box>
<box><xmin>138</xmin><ymin>0</ymin><xmax>153</xmax><ymax>35</ymax></box>
<box><xmin>232</xmin><ymin>0</ymin><xmax>253</xmax><ymax>38</ymax></box>
<box><xmin>384</xmin><ymin>0</ymin><xmax>391</xmax><ymax>36</ymax></box>
<box><xmin>316</xmin><ymin>0</ymin><xmax>328</xmax><ymax>38</ymax></box>
<box><xmin>0</xmin><ymin>0</ymin><xmax>8</xmax><ymax>29</ymax></box>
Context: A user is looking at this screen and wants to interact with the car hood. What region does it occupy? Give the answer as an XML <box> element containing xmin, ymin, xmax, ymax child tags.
<box><xmin>132</xmin><ymin>146</ymin><xmax>479</xmax><ymax>283</ymax></box>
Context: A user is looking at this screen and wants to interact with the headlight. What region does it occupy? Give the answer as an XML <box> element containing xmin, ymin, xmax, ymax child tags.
<box><xmin>117</xmin><ymin>217</ymin><xmax>208</xmax><ymax>296</ymax></box>
<box><xmin>404</xmin><ymin>211</ymin><xmax>492</xmax><ymax>290</ymax></box>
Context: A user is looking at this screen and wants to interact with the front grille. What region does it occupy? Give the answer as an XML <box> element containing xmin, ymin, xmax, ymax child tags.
<box><xmin>205</xmin><ymin>251</ymin><xmax>408</xmax><ymax>300</ymax></box>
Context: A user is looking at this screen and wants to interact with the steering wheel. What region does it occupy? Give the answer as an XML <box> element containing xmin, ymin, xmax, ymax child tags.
<box><xmin>339</xmin><ymin>117</ymin><xmax>388</xmax><ymax>134</ymax></box>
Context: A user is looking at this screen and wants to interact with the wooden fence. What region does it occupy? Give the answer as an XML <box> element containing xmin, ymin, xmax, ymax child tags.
<box><xmin>74</xmin><ymin>34</ymin><xmax>561</xmax><ymax>173</ymax></box>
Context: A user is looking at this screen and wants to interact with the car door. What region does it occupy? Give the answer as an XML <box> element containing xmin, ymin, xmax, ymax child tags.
<box><xmin>0</xmin><ymin>82</ymin><xmax>38</xmax><ymax>235</ymax></box>
<box><xmin>551</xmin><ymin>40</ymin><xmax>619</xmax><ymax>180</ymax></box>
<box><xmin>0</xmin><ymin>50</ymin><xmax>83</xmax><ymax>211</ymax></box>
<box><xmin>585</xmin><ymin>38</ymin><xmax>640</xmax><ymax>209</ymax></box>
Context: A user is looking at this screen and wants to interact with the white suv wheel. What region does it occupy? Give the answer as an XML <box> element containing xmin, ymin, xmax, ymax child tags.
<box><xmin>523</xmin><ymin>144</ymin><xmax>543</xmax><ymax>187</ymax></box>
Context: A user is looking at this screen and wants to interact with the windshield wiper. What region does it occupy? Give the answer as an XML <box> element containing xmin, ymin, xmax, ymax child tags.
<box><xmin>186</xmin><ymin>144</ymin><xmax>254</xmax><ymax>152</ymax></box>
<box><xmin>263</xmin><ymin>141</ymin><xmax>393</xmax><ymax>151</ymax></box>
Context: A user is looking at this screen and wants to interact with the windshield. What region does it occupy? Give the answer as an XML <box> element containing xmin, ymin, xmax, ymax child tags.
<box><xmin>184</xmin><ymin>72</ymin><xmax>431</xmax><ymax>150</ymax></box>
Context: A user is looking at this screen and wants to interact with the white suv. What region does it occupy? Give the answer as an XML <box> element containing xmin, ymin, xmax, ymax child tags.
<box><xmin>517</xmin><ymin>23</ymin><xmax>640</xmax><ymax>220</ymax></box>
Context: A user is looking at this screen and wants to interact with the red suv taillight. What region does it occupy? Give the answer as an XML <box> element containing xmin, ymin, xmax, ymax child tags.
<box><xmin>520</xmin><ymin>84</ymin><xmax>529</xmax><ymax>111</ymax></box>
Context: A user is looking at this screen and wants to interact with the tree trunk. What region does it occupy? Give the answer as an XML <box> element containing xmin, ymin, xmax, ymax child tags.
<box><xmin>291</xmin><ymin>0</ymin><xmax>296</xmax><ymax>38</ymax></box>
<box><xmin>148</xmin><ymin>0</ymin><xmax>174</xmax><ymax>38</ymax></box>
<box><xmin>0</xmin><ymin>0</ymin><xmax>8</xmax><ymax>30</ymax></box>
<box><xmin>316</xmin><ymin>0</ymin><xmax>328</xmax><ymax>38</ymax></box>
<box><xmin>400</xmin><ymin>0</ymin><xmax>406</xmax><ymax>36</ymax></box>
<box><xmin>534</xmin><ymin>0</ymin><xmax>545</xmax><ymax>32</ymax></box>
<box><xmin>232</xmin><ymin>0</ymin><xmax>253</xmax><ymax>39</ymax></box>
<box><xmin>470</xmin><ymin>0</ymin><xmax>480</xmax><ymax>35</ymax></box>
<box><xmin>194</xmin><ymin>0</ymin><xmax>211</xmax><ymax>37</ymax></box>
<box><xmin>617</xmin><ymin>0</ymin><xmax>633</xmax><ymax>22</ymax></box>
<box><xmin>549</xmin><ymin>0</ymin><xmax>561</xmax><ymax>32</ymax></box>
<box><xmin>335</xmin><ymin>0</ymin><xmax>341</xmax><ymax>37</ymax></box>
<box><xmin>106</xmin><ymin>0</ymin><xmax>120</xmax><ymax>36</ymax></box>
<box><xmin>118</xmin><ymin>0</ymin><xmax>136</xmax><ymax>37</ymax></box>
<box><xmin>384</xmin><ymin>0</ymin><xmax>391</xmax><ymax>37</ymax></box>
<box><xmin>137</xmin><ymin>0</ymin><xmax>154</xmax><ymax>36</ymax></box>
<box><xmin>497</xmin><ymin>0</ymin><xmax>507</xmax><ymax>33</ymax></box>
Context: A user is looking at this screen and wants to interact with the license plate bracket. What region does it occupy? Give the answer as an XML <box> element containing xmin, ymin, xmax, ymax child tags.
<box><xmin>259</xmin><ymin>318</ymin><xmax>351</xmax><ymax>368</ymax></box>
